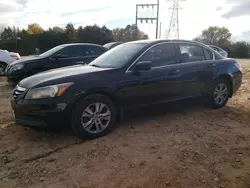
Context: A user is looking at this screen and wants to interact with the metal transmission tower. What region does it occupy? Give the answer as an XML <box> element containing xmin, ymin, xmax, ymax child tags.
<box><xmin>135</xmin><ymin>0</ymin><xmax>160</xmax><ymax>39</ymax></box>
<box><xmin>166</xmin><ymin>0</ymin><xmax>185</xmax><ymax>39</ymax></box>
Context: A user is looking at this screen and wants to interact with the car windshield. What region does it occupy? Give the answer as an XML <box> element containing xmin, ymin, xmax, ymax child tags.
<box><xmin>39</xmin><ymin>45</ymin><xmax>65</xmax><ymax>58</ymax></box>
<box><xmin>89</xmin><ymin>43</ymin><xmax>147</xmax><ymax>68</ymax></box>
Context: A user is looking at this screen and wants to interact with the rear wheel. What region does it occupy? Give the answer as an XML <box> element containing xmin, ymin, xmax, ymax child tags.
<box><xmin>0</xmin><ymin>62</ymin><xmax>7</xmax><ymax>76</ymax></box>
<box><xmin>208</xmin><ymin>78</ymin><xmax>231</xmax><ymax>109</ymax></box>
<box><xmin>71</xmin><ymin>94</ymin><xmax>117</xmax><ymax>140</ymax></box>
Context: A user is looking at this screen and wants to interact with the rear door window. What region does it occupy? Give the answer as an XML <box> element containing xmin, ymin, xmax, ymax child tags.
<box><xmin>179</xmin><ymin>43</ymin><xmax>205</xmax><ymax>63</ymax></box>
<box><xmin>203</xmin><ymin>48</ymin><xmax>213</xmax><ymax>60</ymax></box>
<box><xmin>84</xmin><ymin>46</ymin><xmax>107</xmax><ymax>56</ymax></box>
<box><xmin>56</xmin><ymin>45</ymin><xmax>82</xmax><ymax>58</ymax></box>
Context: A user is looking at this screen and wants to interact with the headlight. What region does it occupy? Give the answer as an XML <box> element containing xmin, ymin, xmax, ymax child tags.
<box><xmin>25</xmin><ymin>82</ymin><xmax>73</xmax><ymax>99</ymax></box>
<box><xmin>9</xmin><ymin>64</ymin><xmax>24</xmax><ymax>72</ymax></box>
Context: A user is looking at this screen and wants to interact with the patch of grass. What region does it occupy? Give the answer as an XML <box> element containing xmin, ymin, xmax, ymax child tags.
<box><xmin>0</xmin><ymin>82</ymin><xmax>8</xmax><ymax>87</ymax></box>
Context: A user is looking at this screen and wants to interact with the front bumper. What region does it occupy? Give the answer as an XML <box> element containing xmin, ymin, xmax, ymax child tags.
<box><xmin>11</xmin><ymin>98</ymin><xmax>70</xmax><ymax>128</ymax></box>
<box><xmin>6</xmin><ymin>72</ymin><xmax>25</xmax><ymax>83</ymax></box>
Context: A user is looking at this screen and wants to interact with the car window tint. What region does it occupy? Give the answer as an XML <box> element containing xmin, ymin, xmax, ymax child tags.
<box><xmin>179</xmin><ymin>44</ymin><xmax>205</xmax><ymax>63</ymax></box>
<box><xmin>139</xmin><ymin>43</ymin><xmax>176</xmax><ymax>67</ymax></box>
<box><xmin>57</xmin><ymin>45</ymin><xmax>82</xmax><ymax>58</ymax></box>
<box><xmin>84</xmin><ymin>46</ymin><xmax>107</xmax><ymax>56</ymax></box>
<box><xmin>203</xmin><ymin>48</ymin><xmax>213</xmax><ymax>60</ymax></box>
<box><xmin>215</xmin><ymin>46</ymin><xmax>222</xmax><ymax>51</ymax></box>
<box><xmin>210</xmin><ymin>46</ymin><xmax>221</xmax><ymax>52</ymax></box>
<box><xmin>210</xmin><ymin>47</ymin><xmax>217</xmax><ymax>51</ymax></box>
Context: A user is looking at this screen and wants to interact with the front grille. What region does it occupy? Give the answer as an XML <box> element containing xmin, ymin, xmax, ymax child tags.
<box><xmin>13</xmin><ymin>85</ymin><xmax>26</xmax><ymax>99</ymax></box>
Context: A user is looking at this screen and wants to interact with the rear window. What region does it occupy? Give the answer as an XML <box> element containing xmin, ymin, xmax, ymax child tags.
<box><xmin>203</xmin><ymin>48</ymin><xmax>213</xmax><ymax>60</ymax></box>
<box><xmin>214</xmin><ymin>52</ymin><xmax>224</xmax><ymax>60</ymax></box>
<box><xmin>179</xmin><ymin>43</ymin><xmax>205</xmax><ymax>62</ymax></box>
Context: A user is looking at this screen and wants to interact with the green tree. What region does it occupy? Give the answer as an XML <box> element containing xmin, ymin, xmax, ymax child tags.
<box><xmin>194</xmin><ymin>26</ymin><xmax>232</xmax><ymax>46</ymax></box>
<box><xmin>27</xmin><ymin>23</ymin><xmax>44</xmax><ymax>34</ymax></box>
<box><xmin>112</xmin><ymin>24</ymin><xmax>148</xmax><ymax>42</ymax></box>
<box><xmin>0</xmin><ymin>26</ymin><xmax>19</xmax><ymax>40</ymax></box>
<box><xmin>231</xmin><ymin>42</ymin><xmax>249</xmax><ymax>58</ymax></box>
<box><xmin>0</xmin><ymin>23</ymin><xmax>150</xmax><ymax>55</ymax></box>
<box><xmin>51</xmin><ymin>26</ymin><xmax>64</xmax><ymax>33</ymax></box>
<box><xmin>65</xmin><ymin>23</ymin><xmax>76</xmax><ymax>42</ymax></box>
<box><xmin>77</xmin><ymin>25</ymin><xmax>113</xmax><ymax>44</ymax></box>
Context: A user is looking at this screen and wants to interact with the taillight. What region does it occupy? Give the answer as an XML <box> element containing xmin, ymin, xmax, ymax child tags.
<box><xmin>10</xmin><ymin>55</ymin><xmax>20</xmax><ymax>60</ymax></box>
<box><xmin>235</xmin><ymin>62</ymin><xmax>243</xmax><ymax>72</ymax></box>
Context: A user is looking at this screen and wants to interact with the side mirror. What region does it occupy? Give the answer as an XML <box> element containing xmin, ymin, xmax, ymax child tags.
<box><xmin>135</xmin><ymin>61</ymin><xmax>152</xmax><ymax>71</ymax></box>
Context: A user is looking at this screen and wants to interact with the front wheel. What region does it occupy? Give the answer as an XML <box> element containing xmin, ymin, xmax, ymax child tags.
<box><xmin>208</xmin><ymin>78</ymin><xmax>231</xmax><ymax>109</ymax></box>
<box><xmin>0</xmin><ymin>63</ymin><xmax>7</xmax><ymax>76</ymax></box>
<box><xmin>71</xmin><ymin>94</ymin><xmax>117</xmax><ymax>140</ymax></box>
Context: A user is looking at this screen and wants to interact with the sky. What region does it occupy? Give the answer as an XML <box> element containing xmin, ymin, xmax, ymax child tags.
<box><xmin>0</xmin><ymin>0</ymin><xmax>249</xmax><ymax>41</ymax></box>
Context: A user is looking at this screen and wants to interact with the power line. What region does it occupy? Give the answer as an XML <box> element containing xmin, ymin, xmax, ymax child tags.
<box><xmin>135</xmin><ymin>0</ymin><xmax>160</xmax><ymax>39</ymax></box>
<box><xmin>165</xmin><ymin>0</ymin><xmax>185</xmax><ymax>39</ymax></box>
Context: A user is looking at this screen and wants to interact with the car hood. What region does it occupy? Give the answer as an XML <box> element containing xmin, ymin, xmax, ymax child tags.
<box><xmin>19</xmin><ymin>65</ymin><xmax>111</xmax><ymax>89</ymax></box>
<box><xmin>9</xmin><ymin>55</ymin><xmax>40</xmax><ymax>66</ymax></box>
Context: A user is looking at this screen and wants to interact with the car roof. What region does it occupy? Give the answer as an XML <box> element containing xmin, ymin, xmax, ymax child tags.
<box><xmin>208</xmin><ymin>45</ymin><xmax>224</xmax><ymax>50</ymax></box>
<box><xmin>59</xmin><ymin>43</ymin><xmax>105</xmax><ymax>47</ymax></box>
<box><xmin>105</xmin><ymin>42</ymin><xmax>122</xmax><ymax>45</ymax></box>
<box><xmin>208</xmin><ymin>45</ymin><xmax>218</xmax><ymax>47</ymax></box>
<box><xmin>127</xmin><ymin>39</ymin><xmax>208</xmax><ymax>47</ymax></box>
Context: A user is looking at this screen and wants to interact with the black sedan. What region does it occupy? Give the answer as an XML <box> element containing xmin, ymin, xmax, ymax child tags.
<box><xmin>11</xmin><ymin>39</ymin><xmax>242</xmax><ymax>139</ymax></box>
<box><xmin>5</xmin><ymin>43</ymin><xmax>107</xmax><ymax>83</ymax></box>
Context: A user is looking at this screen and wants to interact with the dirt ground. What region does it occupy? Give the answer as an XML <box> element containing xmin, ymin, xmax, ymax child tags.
<box><xmin>0</xmin><ymin>59</ymin><xmax>250</xmax><ymax>188</ymax></box>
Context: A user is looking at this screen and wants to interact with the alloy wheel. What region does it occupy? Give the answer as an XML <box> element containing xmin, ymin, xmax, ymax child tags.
<box><xmin>0</xmin><ymin>64</ymin><xmax>6</xmax><ymax>76</ymax></box>
<box><xmin>213</xmin><ymin>83</ymin><xmax>228</xmax><ymax>105</ymax></box>
<box><xmin>81</xmin><ymin>102</ymin><xmax>111</xmax><ymax>133</ymax></box>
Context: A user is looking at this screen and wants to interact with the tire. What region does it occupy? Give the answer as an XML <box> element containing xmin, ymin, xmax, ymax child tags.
<box><xmin>0</xmin><ymin>62</ymin><xmax>7</xmax><ymax>76</ymax></box>
<box><xmin>71</xmin><ymin>94</ymin><xmax>117</xmax><ymax>140</ymax></box>
<box><xmin>208</xmin><ymin>78</ymin><xmax>231</xmax><ymax>109</ymax></box>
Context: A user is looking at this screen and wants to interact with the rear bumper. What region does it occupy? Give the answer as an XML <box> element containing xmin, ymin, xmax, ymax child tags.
<box><xmin>15</xmin><ymin>119</ymin><xmax>48</xmax><ymax>127</ymax></box>
<box><xmin>232</xmin><ymin>71</ymin><xmax>242</xmax><ymax>95</ymax></box>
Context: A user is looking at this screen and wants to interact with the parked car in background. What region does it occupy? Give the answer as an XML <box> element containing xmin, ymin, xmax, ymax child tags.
<box><xmin>0</xmin><ymin>49</ymin><xmax>16</xmax><ymax>76</ymax></box>
<box><xmin>7</xmin><ymin>51</ymin><xmax>21</xmax><ymax>60</ymax></box>
<box><xmin>103</xmin><ymin>42</ymin><xmax>123</xmax><ymax>50</ymax></box>
<box><xmin>208</xmin><ymin>45</ymin><xmax>228</xmax><ymax>58</ymax></box>
<box><xmin>5</xmin><ymin>43</ymin><xmax>108</xmax><ymax>83</ymax></box>
<box><xmin>11</xmin><ymin>39</ymin><xmax>242</xmax><ymax>139</ymax></box>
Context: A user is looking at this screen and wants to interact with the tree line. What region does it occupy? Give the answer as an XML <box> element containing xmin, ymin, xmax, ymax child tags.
<box><xmin>0</xmin><ymin>23</ymin><xmax>148</xmax><ymax>55</ymax></box>
<box><xmin>0</xmin><ymin>23</ymin><xmax>249</xmax><ymax>58</ymax></box>
<box><xmin>194</xmin><ymin>26</ymin><xmax>250</xmax><ymax>58</ymax></box>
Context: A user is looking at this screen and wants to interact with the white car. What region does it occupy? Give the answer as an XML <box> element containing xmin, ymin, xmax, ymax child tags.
<box><xmin>6</xmin><ymin>50</ymin><xmax>21</xmax><ymax>60</ymax></box>
<box><xmin>0</xmin><ymin>50</ymin><xmax>18</xmax><ymax>75</ymax></box>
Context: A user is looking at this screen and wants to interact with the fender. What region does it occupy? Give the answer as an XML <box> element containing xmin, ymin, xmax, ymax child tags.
<box><xmin>68</xmin><ymin>87</ymin><xmax>123</xmax><ymax>112</ymax></box>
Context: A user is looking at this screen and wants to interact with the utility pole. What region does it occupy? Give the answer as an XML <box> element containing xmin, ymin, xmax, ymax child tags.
<box><xmin>159</xmin><ymin>22</ymin><xmax>162</xmax><ymax>39</ymax></box>
<box><xmin>156</xmin><ymin>0</ymin><xmax>160</xmax><ymax>39</ymax></box>
<box><xmin>165</xmin><ymin>0</ymin><xmax>185</xmax><ymax>39</ymax></box>
<box><xmin>135</xmin><ymin>4</ymin><xmax>138</xmax><ymax>39</ymax></box>
<box><xmin>135</xmin><ymin>0</ymin><xmax>160</xmax><ymax>39</ymax></box>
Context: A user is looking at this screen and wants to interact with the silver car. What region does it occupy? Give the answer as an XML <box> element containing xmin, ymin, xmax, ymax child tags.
<box><xmin>208</xmin><ymin>45</ymin><xmax>228</xmax><ymax>58</ymax></box>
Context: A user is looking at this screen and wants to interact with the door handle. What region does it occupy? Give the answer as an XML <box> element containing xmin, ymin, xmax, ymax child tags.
<box><xmin>207</xmin><ymin>63</ymin><xmax>216</xmax><ymax>68</ymax></box>
<box><xmin>169</xmin><ymin>69</ymin><xmax>181</xmax><ymax>75</ymax></box>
